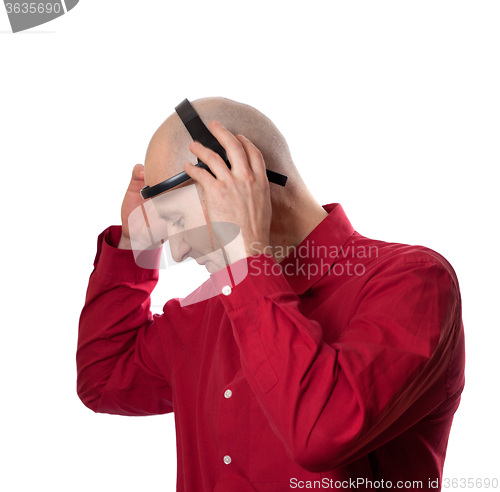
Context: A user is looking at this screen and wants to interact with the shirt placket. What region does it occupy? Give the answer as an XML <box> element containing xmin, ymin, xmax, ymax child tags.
<box><xmin>216</xmin><ymin>370</ymin><xmax>251</xmax><ymax>479</ymax></box>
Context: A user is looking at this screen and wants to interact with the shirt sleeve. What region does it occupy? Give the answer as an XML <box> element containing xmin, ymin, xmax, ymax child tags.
<box><xmin>218</xmin><ymin>252</ymin><xmax>463</xmax><ymax>472</ymax></box>
<box><xmin>77</xmin><ymin>226</ymin><xmax>174</xmax><ymax>416</ymax></box>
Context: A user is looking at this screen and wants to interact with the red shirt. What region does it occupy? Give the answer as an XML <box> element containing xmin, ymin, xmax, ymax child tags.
<box><xmin>77</xmin><ymin>204</ymin><xmax>465</xmax><ymax>491</ymax></box>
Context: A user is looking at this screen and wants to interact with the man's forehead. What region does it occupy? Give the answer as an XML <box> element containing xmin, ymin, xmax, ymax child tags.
<box><xmin>151</xmin><ymin>183</ymin><xmax>202</xmax><ymax>214</ymax></box>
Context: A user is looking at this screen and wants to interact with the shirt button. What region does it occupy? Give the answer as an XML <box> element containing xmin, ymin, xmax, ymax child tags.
<box><xmin>223</xmin><ymin>455</ymin><xmax>232</xmax><ymax>465</ymax></box>
<box><xmin>221</xmin><ymin>285</ymin><xmax>232</xmax><ymax>296</ymax></box>
<box><xmin>224</xmin><ymin>389</ymin><xmax>232</xmax><ymax>399</ymax></box>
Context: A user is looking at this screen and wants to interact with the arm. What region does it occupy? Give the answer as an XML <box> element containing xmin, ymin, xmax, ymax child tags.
<box><xmin>218</xmin><ymin>252</ymin><xmax>463</xmax><ymax>471</ymax></box>
<box><xmin>77</xmin><ymin>164</ymin><xmax>174</xmax><ymax>416</ymax></box>
<box><xmin>183</xmin><ymin>123</ymin><xmax>463</xmax><ymax>470</ymax></box>
<box><xmin>77</xmin><ymin>225</ymin><xmax>174</xmax><ymax>416</ymax></box>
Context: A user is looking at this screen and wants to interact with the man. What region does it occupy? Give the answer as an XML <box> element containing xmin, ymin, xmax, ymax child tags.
<box><xmin>77</xmin><ymin>97</ymin><xmax>465</xmax><ymax>491</ymax></box>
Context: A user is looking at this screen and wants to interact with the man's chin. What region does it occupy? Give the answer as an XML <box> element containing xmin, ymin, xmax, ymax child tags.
<box><xmin>196</xmin><ymin>254</ymin><xmax>225</xmax><ymax>274</ymax></box>
<box><xmin>204</xmin><ymin>261</ymin><xmax>220</xmax><ymax>274</ymax></box>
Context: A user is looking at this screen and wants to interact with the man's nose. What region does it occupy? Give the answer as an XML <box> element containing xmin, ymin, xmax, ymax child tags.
<box><xmin>169</xmin><ymin>234</ymin><xmax>191</xmax><ymax>263</ymax></box>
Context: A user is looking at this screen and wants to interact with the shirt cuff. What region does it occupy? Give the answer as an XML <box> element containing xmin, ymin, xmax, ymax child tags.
<box><xmin>215</xmin><ymin>254</ymin><xmax>294</xmax><ymax>312</ymax></box>
<box><xmin>93</xmin><ymin>226</ymin><xmax>161</xmax><ymax>283</ymax></box>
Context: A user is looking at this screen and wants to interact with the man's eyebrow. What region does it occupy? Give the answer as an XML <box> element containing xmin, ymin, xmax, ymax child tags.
<box><xmin>157</xmin><ymin>208</ymin><xmax>183</xmax><ymax>220</ymax></box>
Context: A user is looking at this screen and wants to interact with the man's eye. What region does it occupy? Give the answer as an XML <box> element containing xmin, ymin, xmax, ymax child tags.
<box><xmin>173</xmin><ymin>217</ymin><xmax>184</xmax><ymax>228</ymax></box>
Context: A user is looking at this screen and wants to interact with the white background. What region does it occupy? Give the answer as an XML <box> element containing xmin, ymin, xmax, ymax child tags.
<box><xmin>1</xmin><ymin>1</ymin><xmax>499</xmax><ymax>490</ymax></box>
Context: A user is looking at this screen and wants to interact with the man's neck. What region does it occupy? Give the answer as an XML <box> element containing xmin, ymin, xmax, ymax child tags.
<box><xmin>269</xmin><ymin>199</ymin><xmax>328</xmax><ymax>263</ymax></box>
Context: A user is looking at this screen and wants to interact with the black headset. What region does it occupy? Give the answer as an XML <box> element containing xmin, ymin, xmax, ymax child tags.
<box><xmin>140</xmin><ymin>99</ymin><xmax>288</xmax><ymax>200</ymax></box>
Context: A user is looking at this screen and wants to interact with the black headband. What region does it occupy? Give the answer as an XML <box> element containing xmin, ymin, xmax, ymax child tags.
<box><xmin>140</xmin><ymin>99</ymin><xmax>288</xmax><ymax>199</ymax></box>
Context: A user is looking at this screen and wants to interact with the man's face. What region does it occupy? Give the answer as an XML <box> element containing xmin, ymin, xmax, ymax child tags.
<box><xmin>140</xmin><ymin>116</ymin><xmax>244</xmax><ymax>274</ymax></box>
<box><xmin>150</xmin><ymin>184</ymin><xmax>237</xmax><ymax>274</ymax></box>
<box><xmin>141</xmin><ymin>122</ymin><xmax>218</xmax><ymax>270</ymax></box>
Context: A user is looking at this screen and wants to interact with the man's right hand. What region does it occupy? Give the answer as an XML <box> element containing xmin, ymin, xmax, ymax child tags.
<box><xmin>118</xmin><ymin>164</ymin><xmax>145</xmax><ymax>249</ymax></box>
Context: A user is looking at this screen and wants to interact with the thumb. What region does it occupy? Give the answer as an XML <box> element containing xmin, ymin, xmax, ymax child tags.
<box><xmin>131</xmin><ymin>163</ymin><xmax>145</xmax><ymax>182</ymax></box>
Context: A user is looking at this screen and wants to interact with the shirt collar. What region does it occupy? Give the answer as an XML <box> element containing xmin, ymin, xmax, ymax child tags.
<box><xmin>279</xmin><ymin>203</ymin><xmax>355</xmax><ymax>294</ymax></box>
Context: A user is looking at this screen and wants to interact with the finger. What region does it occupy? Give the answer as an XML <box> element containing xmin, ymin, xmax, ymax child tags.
<box><xmin>189</xmin><ymin>141</ymin><xmax>231</xmax><ymax>181</ymax></box>
<box><xmin>184</xmin><ymin>161</ymin><xmax>216</xmax><ymax>190</ymax></box>
<box><xmin>209</xmin><ymin>121</ymin><xmax>251</xmax><ymax>176</ymax></box>
<box><xmin>132</xmin><ymin>163</ymin><xmax>145</xmax><ymax>181</ymax></box>
<box><xmin>235</xmin><ymin>134</ymin><xmax>267</xmax><ymax>181</ymax></box>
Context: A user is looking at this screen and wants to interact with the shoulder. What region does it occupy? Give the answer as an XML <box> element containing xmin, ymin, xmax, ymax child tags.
<box><xmin>339</xmin><ymin>234</ymin><xmax>462</xmax><ymax>320</ymax></box>
<box><xmin>349</xmin><ymin>232</ymin><xmax>459</xmax><ymax>284</ymax></box>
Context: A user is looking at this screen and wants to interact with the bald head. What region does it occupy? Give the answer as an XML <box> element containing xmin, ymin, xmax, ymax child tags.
<box><xmin>144</xmin><ymin>97</ymin><xmax>307</xmax><ymax>202</ymax></box>
<box><xmin>143</xmin><ymin>96</ymin><xmax>328</xmax><ymax>258</ymax></box>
